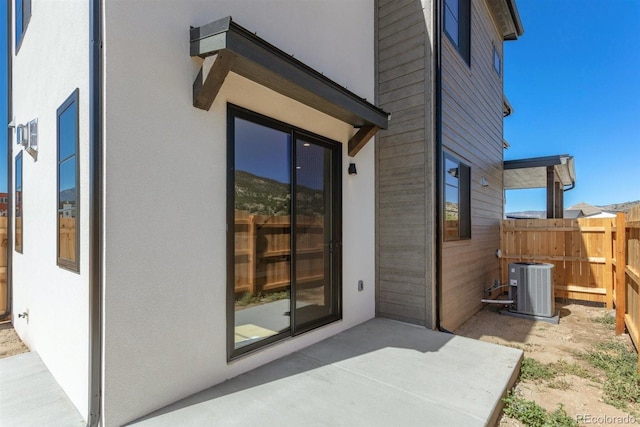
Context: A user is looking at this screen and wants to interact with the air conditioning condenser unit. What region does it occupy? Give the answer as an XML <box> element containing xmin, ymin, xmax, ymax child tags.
<box><xmin>508</xmin><ymin>262</ymin><xmax>558</xmax><ymax>322</ymax></box>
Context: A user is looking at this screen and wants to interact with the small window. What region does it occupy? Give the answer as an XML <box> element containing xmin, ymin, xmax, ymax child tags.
<box><xmin>15</xmin><ymin>152</ymin><xmax>22</xmax><ymax>253</ymax></box>
<box><xmin>493</xmin><ymin>45</ymin><xmax>501</xmax><ymax>76</ymax></box>
<box><xmin>444</xmin><ymin>153</ymin><xmax>471</xmax><ymax>241</ymax></box>
<box><xmin>444</xmin><ymin>0</ymin><xmax>471</xmax><ymax>65</ymax></box>
<box><xmin>15</xmin><ymin>0</ymin><xmax>31</xmax><ymax>52</ymax></box>
<box><xmin>57</xmin><ymin>89</ymin><xmax>79</xmax><ymax>271</ymax></box>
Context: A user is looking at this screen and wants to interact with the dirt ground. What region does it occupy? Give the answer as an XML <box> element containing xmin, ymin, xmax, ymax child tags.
<box><xmin>0</xmin><ymin>322</ymin><xmax>29</xmax><ymax>359</ymax></box>
<box><xmin>455</xmin><ymin>302</ymin><xmax>637</xmax><ymax>426</ymax></box>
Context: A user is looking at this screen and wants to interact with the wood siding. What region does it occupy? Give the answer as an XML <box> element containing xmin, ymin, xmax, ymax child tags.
<box><xmin>440</xmin><ymin>0</ymin><xmax>505</xmax><ymax>330</ymax></box>
<box><xmin>376</xmin><ymin>0</ymin><xmax>436</xmax><ymax>326</ymax></box>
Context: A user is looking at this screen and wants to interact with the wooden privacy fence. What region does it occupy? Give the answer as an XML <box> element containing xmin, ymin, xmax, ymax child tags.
<box><xmin>234</xmin><ymin>210</ymin><xmax>325</xmax><ymax>296</ymax></box>
<box><xmin>501</xmin><ymin>211</ymin><xmax>640</xmax><ymax>369</ymax></box>
<box><xmin>615</xmin><ymin>207</ymin><xmax>640</xmax><ymax>354</ymax></box>
<box><xmin>501</xmin><ymin>217</ymin><xmax>617</xmax><ymax>304</ymax></box>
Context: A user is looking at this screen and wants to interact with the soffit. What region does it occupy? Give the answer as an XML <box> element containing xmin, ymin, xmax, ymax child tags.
<box><xmin>504</xmin><ymin>155</ymin><xmax>576</xmax><ymax>189</ymax></box>
<box><xmin>486</xmin><ymin>0</ymin><xmax>524</xmax><ymax>41</ymax></box>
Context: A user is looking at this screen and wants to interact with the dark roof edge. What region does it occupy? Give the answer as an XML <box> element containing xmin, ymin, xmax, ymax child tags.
<box><xmin>504</xmin><ymin>0</ymin><xmax>524</xmax><ymax>40</ymax></box>
<box><xmin>504</xmin><ymin>155</ymin><xmax>572</xmax><ymax>170</ymax></box>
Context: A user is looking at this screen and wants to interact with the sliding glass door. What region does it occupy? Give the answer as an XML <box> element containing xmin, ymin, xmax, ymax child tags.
<box><xmin>228</xmin><ymin>106</ymin><xmax>341</xmax><ymax>358</ymax></box>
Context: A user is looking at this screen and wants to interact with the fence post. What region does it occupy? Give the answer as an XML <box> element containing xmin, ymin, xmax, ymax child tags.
<box><xmin>604</xmin><ymin>218</ymin><xmax>613</xmax><ymax>309</ymax></box>
<box><xmin>616</xmin><ymin>212</ymin><xmax>626</xmax><ymax>335</ymax></box>
<box><xmin>248</xmin><ymin>215</ymin><xmax>257</xmax><ymax>295</ymax></box>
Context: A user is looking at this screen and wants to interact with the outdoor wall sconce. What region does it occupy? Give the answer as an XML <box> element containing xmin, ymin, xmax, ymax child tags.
<box><xmin>481</xmin><ymin>177</ymin><xmax>489</xmax><ymax>187</ymax></box>
<box><xmin>348</xmin><ymin>163</ymin><xmax>357</xmax><ymax>175</ymax></box>
<box><xmin>13</xmin><ymin>119</ymin><xmax>38</xmax><ymax>161</ymax></box>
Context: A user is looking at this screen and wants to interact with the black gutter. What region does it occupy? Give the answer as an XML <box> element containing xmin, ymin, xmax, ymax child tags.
<box><xmin>3</xmin><ymin>0</ymin><xmax>13</xmax><ymax>321</ymax></box>
<box><xmin>434</xmin><ymin>0</ymin><xmax>445</xmax><ymax>332</ymax></box>
<box><xmin>87</xmin><ymin>0</ymin><xmax>103</xmax><ymax>425</ymax></box>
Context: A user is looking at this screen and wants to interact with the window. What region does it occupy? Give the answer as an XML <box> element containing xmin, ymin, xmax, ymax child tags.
<box><xmin>15</xmin><ymin>0</ymin><xmax>31</xmax><ymax>51</ymax></box>
<box><xmin>444</xmin><ymin>153</ymin><xmax>471</xmax><ymax>241</ymax></box>
<box><xmin>57</xmin><ymin>89</ymin><xmax>79</xmax><ymax>271</ymax></box>
<box><xmin>228</xmin><ymin>105</ymin><xmax>342</xmax><ymax>359</ymax></box>
<box><xmin>444</xmin><ymin>0</ymin><xmax>471</xmax><ymax>64</ymax></box>
<box><xmin>493</xmin><ymin>45</ymin><xmax>501</xmax><ymax>76</ymax></box>
<box><xmin>15</xmin><ymin>152</ymin><xmax>22</xmax><ymax>253</ymax></box>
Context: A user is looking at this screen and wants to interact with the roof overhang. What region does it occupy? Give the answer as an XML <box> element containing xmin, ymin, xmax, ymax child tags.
<box><xmin>189</xmin><ymin>16</ymin><xmax>390</xmax><ymax>157</ymax></box>
<box><xmin>504</xmin><ymin>155</ymin><xmax>576</xmax><ymax>189</ymax></box>
<box><xmin>486</xmin><ymin>0</ymin><xmax>524</xmax><ymax>40</ymax></box>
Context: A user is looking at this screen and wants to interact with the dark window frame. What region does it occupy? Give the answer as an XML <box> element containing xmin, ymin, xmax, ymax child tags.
<box><xmin>443</xmin><ymin>152</ymin><xmax>471</xmax><ymax>241</ymax></box>
<box><xmin>56</xmin><ymin>89</ymin><xmax>80</xmax><ymax>272</ymax></box>
<box><xmin>15</xmin><ymin>152</ymin><xmax>22</xmax><ymax>254</ymax></box>
<box><xmin>226</xmin><ymin>104</ymin><xmax>343</xmax><ymax>360</ymax></box>
<box><xmin>15</xmin><ymin>0</ymin><xmax>31</xmax><ymax>52</ymax></box>
<box><xmin>493</xmin><ymin>44</ymin><xmax>501</xmax><ymax>76</ymax></box>
<box><xmin>444</xmin><ymin>0</ymin><xmax>471</xmax><ymax>65</ymax></box>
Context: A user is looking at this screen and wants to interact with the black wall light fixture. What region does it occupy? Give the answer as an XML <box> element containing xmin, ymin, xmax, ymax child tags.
<box><xmin>348</xmin><ymin>163</ymin><xmax>357</xmax><ymax>175</ymax></box>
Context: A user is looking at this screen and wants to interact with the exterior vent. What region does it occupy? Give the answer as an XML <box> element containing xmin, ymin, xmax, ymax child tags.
<box><xmin>508</xmin><ymin>262</ymin><xmax>555</xmax><ymax>317</ymax></box>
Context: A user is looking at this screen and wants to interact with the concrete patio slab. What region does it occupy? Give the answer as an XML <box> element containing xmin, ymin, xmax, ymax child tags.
<box><xmin>0</xmin><ymin>352</ymin><xmax>85</xmax><ymax>427</ymax></box>
<box><xmin>131</xmin><ymin>318</ymin><xmax>523</xmax><ymax>427</ymax></box>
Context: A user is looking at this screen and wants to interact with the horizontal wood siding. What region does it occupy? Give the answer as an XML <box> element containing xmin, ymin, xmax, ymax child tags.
<box><xmin>440</xmin><ymin>0</ymin><xmax>505</xmax><ymax>331</ymax></box>
<box><xmin>376</xmin><ymin>0</ymin><xmax>435</xmax><ymax>326</ymax></box>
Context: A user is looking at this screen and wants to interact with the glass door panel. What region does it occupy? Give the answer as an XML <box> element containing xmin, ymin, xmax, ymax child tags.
<box><xmin>294</xmin><ymin>136</ymin><xmax>337</xmax><ymax>330</ymax></box>
<box><xmin>233</xmin><ymin>117</ymin><xmax>292</xmax><ymax>350</ymax></box>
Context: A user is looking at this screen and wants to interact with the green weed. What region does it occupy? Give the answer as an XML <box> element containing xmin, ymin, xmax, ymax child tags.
<box><xmin>592</xmin><ymin>313</ymin><xmax>616</xmax><ymax>330</ymax></box>
<box><xmin>578</xmin><ymin>340</ymin><xmax>640</xmax><ymax>410</ymax></box>
<box><xmin>502</xmin><ymin>392</ymin><xmax>578</xmax><ymax>427</ymax></box>
<box><xmin>520</xmin><ymin>357</ymin><xmax>556</xmax><ymax>382</ymax></box>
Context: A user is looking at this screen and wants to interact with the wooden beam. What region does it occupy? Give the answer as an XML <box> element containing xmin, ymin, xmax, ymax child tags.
<box><xmin>546</xmin><ymin>166</ymin><xmax>555</xmax><ymax>218</ymax></box>
<box><xmin>554</xmin><ymin>181</ymin><xmax>564</xmax><ymax>218</ymax></box>
<box><xmin>193</xmin><ymin>50</ymin><xmax>237</xmax><ymax>111</ymax></box>
<box><xmin>348</xmin><ymin>125</ymin><xmax>380</xmax><ymax>157</ymax></box>
<box><xmin>616</xmin><ymin>212</ymin><xmax>626</xmax><ymax>335</ymax></box>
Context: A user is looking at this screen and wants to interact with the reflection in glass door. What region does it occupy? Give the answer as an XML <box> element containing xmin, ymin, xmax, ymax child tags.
<box><xmin>232</xmin><ymin>116</ymin><xmax>292</xmax><ymax>351</ymax></box>
<box><xmin>229</xmin><ymin>106</ymin><xmax>341</xmax><ymax>358</ymax></box>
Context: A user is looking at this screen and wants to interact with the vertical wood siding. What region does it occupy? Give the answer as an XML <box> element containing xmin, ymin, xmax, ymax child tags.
<box><xmin>376</xmin><ymin>0</ymin><xmax>435</xmax><ymax>326</ymax></box>
<box><xmin>440</xmin><ymin>0</ymin><xmax>505</xmax><ymax>330</ymax></box>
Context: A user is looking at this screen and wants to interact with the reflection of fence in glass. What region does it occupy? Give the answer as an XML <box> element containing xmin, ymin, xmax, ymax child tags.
<box><xmin>234</xmin><ymin>210</ymin><xmax>324</xmax><ymax>296</ymax></box>
<box><xmin>59</xmin><ymin>217</ymin><xmax>77</xmax><ymax>262</ymax></box>
<box><xmin>0</xmin><ymin>218</ymin><xmax>7</xmax><ymax>315</ymax></box>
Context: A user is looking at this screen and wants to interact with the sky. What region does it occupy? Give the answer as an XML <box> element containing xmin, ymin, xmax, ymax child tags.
<box><xmin>504</xmin><ymin>0</ymin><xmax>640</xmax><ymax>212</ymax></box>
<box><xmin>0</xmin><ymin>1</ymin><xmax>638</xmax><ymax>209</ymax></box>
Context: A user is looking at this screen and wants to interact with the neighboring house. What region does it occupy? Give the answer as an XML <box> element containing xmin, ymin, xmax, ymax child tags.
<box><xmin>0</xmin><ymin>192</ymin><xmax>7</xmax><ymax>216</ymax></box>
<box><xmin>6</xmin><ymin>0</ymin><xmax>521</xmax><ymax>425</ymax></box>
<box><xmin>568</xmin><ymin>202</ymin><xmax>616</xmax><ymax>218</ymax></box>
<box><xmin>506</xmin><ymin>203</ymin><xmax>614</xmax><ymax>220</ymax></box>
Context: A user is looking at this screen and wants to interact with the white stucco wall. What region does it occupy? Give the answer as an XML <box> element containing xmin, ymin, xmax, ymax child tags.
<box><xmin>11</xmin><ymin>0</ymin><xmax>90</xmax><ymax>420</ymax></box>
<box><xmin>102</xmin><ymin>1</ymin><xmax>376</xmax><ymax>425</ymax></box>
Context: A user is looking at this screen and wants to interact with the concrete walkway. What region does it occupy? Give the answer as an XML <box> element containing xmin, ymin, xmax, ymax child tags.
<box><xmin>0</xmin><ymin>352</ymin><xmax>85</xmax><ymax>427</ymax></box>
<box><xmin>131</xmin><ymin>318</ymin><xmax>523</xmax><ymax>427</ymax></box>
